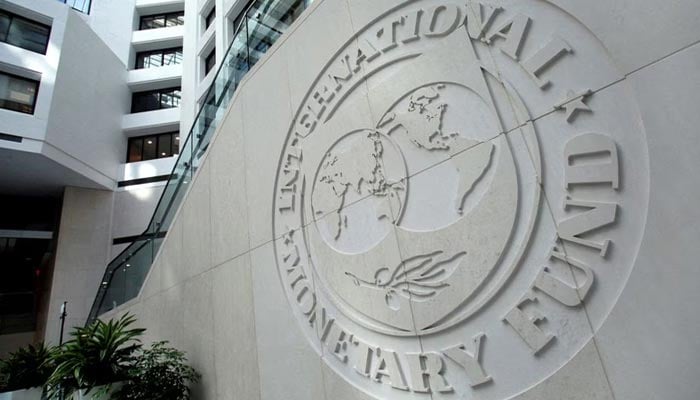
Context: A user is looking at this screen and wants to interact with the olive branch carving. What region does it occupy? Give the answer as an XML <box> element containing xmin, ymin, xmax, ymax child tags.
<box><xmin>345</xmin><ymin>251</ymin><xmax>466</xmax><ymax>310</ymax></box>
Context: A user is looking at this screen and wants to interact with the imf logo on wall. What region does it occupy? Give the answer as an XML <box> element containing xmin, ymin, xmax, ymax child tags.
<box><xmin>273</xmin><ymin>1</ymin><xmax>649</xmax><ymax>398</ymax></box>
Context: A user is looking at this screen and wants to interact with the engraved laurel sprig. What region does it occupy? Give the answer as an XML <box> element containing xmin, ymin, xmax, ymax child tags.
<box><xmin>345</xmin><ymin>251</ymin><xmax>466</xmax><ymax>310</ymax></box>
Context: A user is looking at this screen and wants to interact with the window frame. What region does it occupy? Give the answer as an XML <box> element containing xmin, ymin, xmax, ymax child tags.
<box><xmin>204</xmin><ymin>48</ymin><xmax>216</xmax><ymax>75</ymax></box>
<box><xmin>205</xmin><ymin>7</ymin><xmax>216</xmax><ymax>30</ymax></box>
<box><xmin>134</xmin><ymin>47</ymin><xmax>183</xmax><ymax>69</ymax></box>
<box><xmin>131</xmin><ymin>87</ymin><xmax>181</xmax><ymax>113</ymax></box>
<box><xmin>0</xmin><ymin>9</ymin><xmax>51</xmax><ymax>55</ymax></box>
<box><xmin>126</xmin><ymin>132</ymin><xmax>180</xmax><ymax>163</ymax></box>
<box><xmin>0</xmin><ymin>70</ymin><xmax>40</xmax><ymax>115</ymax></box>
<box><xmin>139</xmin><ymin>11</ymin><xmax>185</xmax><ymax>30</ymax></box>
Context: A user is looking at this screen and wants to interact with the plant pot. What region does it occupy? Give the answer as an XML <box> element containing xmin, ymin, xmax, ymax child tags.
<box><xmin>0</xmin><ymin>388</ymin><xmax>43</xmax><ymax>400</ymax></box>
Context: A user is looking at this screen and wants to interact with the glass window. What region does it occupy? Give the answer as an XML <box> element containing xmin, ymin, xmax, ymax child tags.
<box><xmin>131</xmin><ymin>87</ymin><xmax>181</xmax><ymax>113</ymax></box>
<box><xmin>131</xmin><ymin>91</ymin><xmax>160</xmax><ymax>113</ymax></box>
<box><xmin>127</xmin><ymin>137</ymin><xmax>143</xmax><ymax>162</ymax></box>
<box><xmin>157</xmin><ymin>134</ymin><xmax>172</xmax><ymax>158</ymax></box>
<box><xmin>163</xmin><ymin>48</ymin><xmax>182</xmax><ymax>66</ymax></box>
<box><xmin>136</xmin><ymin>52</ymin><xmax>159</xmax><ymax>69</ymax></box>
<box><xmin>204</xmin><ymin>48</ymin><xmax>216</xmax><ymax>75</ymax></box>
<box><xmin>160</xmin><ymin>88</ymin><xmax>181</xmax><ymax>108</ymax></box>
<box><xmin>173</xmin><ymin>133</ymin><xmax>180</xmax><ymax>154</ymax></box>
<box><xmin>0</xmin><ymin>72</ymin><xmax>39</xmax><ymax>114</ymax></box>
<box><xmin>7</xmin><ymin>17</ymin><xmax>50</xmax><ymax>54</ymax></box>
<box><xmin>126</xmin><ymin>132</ymin><xmax>179</xmax><ymax>163</ymax></box>
<box><xmin>135</xmin><ymin>47</ymin><xmax>182</xmax><ymax>69</ymax></box>
<box><xmin>140</xmin><ymin>12</ymin><xmax>184</xmax><ymax>30</ymax></box>
<box><xmin>166</xmin><ymin>12</ymin><xmax>184</xmax><ymax>27</ymax></box>
<box><xmin>142</xmin><ymin>136</ymin><xmax>157</xmax><ymax>160</ymax></box>
<box><xmin>0</xmin><ymin>11</ymin><xmax>10</xmax><ymax>43</ymax></box>
<box><xmin>63</xmin><ymin>0</ymin><xmax>92</xmax><ymax>15</ymax></box>
<box><xmin>139</xmin><ymin>15</ymin><xmax>163</xmax><ymax>30</ymax></box>
<box><xmin>0</xmin><ymin>10</ymin><xmax>50</xmax><ymax>54</ymax></box>
<box><xmin>205</xmin><ymin>7</ymin><xmax>215</xmax><ymax>29</ymax></box>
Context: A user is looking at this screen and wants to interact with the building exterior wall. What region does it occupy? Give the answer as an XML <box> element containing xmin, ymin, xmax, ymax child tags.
<box><xmin>99</xmin><ymin>1</ymin><xmax>700</xmax><ymax>399</ymax></box>
<box><xmin>78</xmin><ymin>0</ymin><xmax>137</xmax><ymax>66</ymax></box>
<box><xmin>0</xmin><ymin>0</ymin><xmax>132</xmax><ymax>191</ymax></box>
<box><xmin>44</xmin><ymin>10</ymin><xmax>130</xmax><ymax>188</ymax></box>
<box><xmin>0</xmin><ymin>0</ymin><xmax>67</xmax><ymax>147</ymax></box>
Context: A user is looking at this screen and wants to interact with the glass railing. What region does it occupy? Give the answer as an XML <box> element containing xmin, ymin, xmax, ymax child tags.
<box><xmin>58</xmin><ymin>0</ymin><xmax>92</xmax><ymax>14</ymax></box>
<box><xmin>87</xmin><ymin>0</ymin><xmax>312</xmax><ymax>323</ymax></box>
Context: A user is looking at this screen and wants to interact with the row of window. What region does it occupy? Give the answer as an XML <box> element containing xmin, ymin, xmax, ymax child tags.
<box><xmin>138</xmin><ymin>7</ymin><xmax>215</xmax><ymax>32</ymax></box>
<box><xmin>135</xmin><ymin>47</ymin><xmax>182</xmax><ymax>69</ymax></box>
<box><xmin>139</xmin><ymin>11</ymin><xmax>184</xmax><ymax>30</ymax></box>
<box><xmin>129</xmin><ymin>9</ymin><xmax>187</xmax><ymax>165</ymax></box>
<box><xmin>0</xmin><ymin>71</ymin><xmax>38</xmax><ymax>114</ymax></box>
<box><xmin>135</xmin><ymin>11</ymin><xmax>185</xmax><ymax>71</ymax></box>
<box><xmin>132</xmin><ymin>12</ymin><xmax>182</xmax><ymax>164</ymax></box>
<box><xmin>0</xmin><ymin>9</ymin><xmax>50</xmax><ymax>54</ymax></box>
<box><xmin>132</xmin><ymin>10</ymin><xmax>185</xmax><ymax>111</ymax></box>
<box><xmin>131</xmin><ymin>87</ymin><xmax>181</xmax><ymax>113</ymax></box>
<box><xmin>127</xmin><ymin>132</ymin><xmax>179</xmax><ymax>163</ymax></box>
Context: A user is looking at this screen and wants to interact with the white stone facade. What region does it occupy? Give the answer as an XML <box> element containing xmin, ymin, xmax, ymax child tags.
<box><xmin>2</xmin><ymin>0</ymin><xmax>698</xmax><ymax>399</ymax></box>
<box><xmin>101</xmin><ymin>0</ymin><xmax>700</xmax><ymax>399</ymax></box>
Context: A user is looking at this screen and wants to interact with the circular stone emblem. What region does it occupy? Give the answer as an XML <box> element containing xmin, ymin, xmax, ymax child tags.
<box><xmin>272</xmin><ymin>1</ymin><xmax>649</xmax><ymax>399</ymax></box>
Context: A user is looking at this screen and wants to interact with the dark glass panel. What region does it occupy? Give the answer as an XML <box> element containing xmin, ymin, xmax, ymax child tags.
<box><xmin>205</xmin><ymin>49</ymin><xmax>216</xmax><ymax>74</ymax></box>
<box><xmin>165</xmin><ymin>12</ymin><xmax>185</xmax><ymax>27</ymax></box>
<box><xmin>131</xmin><ymin>91</ymin><xmax>159</xmax><ymax>113</ymax></box>
<box><xmin>132</xmin><ymin>88</ymin><xmax>181</xmax><ymax>112</ymax></box>
<box><xmin>144</xmin><ymin>52</ymin><xmax>162</xmax><ymax>68</ymax></box>
<box><xmin>0</xmin><ymin>72</ymin><xmax>38</xmax><ymax>114</ymax></box>
<box><xmin>135</xmin><ymin>51</ymin><xmax>154</xmax><ymax>69</ymax></box>
<box><xmin>161</xmin><ymin>88</ymin><xmax>181</xmax><ymax>108</ymax></box>
<box><xmin>126</xmin><ymin>132</ymin><xmax>179</xmax><ymax>162</ymax></box>
<box><xmin>6</xmin><ymin>15</ymin><xmax>50</xmax><ymax>54</ymax></box>
<box><xmin>127</xmin><ymin>137</ymin><xmax>143</xmax><ymax>162</ymax></box>
<box><xmin>136</xmin><ymin>48</ymin><xmax>182</xmax><ymax>69</ymax></box>
<box><xmin>140</xmin><ymin>15</ymin><xmax>165</xmax><ymax>30</ymax></box>
<box><xmin>157</xmin><ymin>134</ymin><xmax>172</xmax><ymax>158</ymax></box>
<box><xmin>205</xmin><ymin>8</ymin><xmax>215</xmax><ymax>29</ymax></box>
<box><xmin>163</xmin><ymin>48</ymin><xmax>182</xmax><ymax>66</ymax></box>
<box><xmin>173</xmin><ymin>133</ymin><xmax>180</xmax><ymax>154</ymax></box>
<box><xmin>135</xmin><ymin>52</ymin><xmax>146</xmax><ymax>69</ymax></box>
<box><xmin>0</xmin><ymin>11</ymin><xmax>10</xmax><ymax>42</ymax></box>
<box><xmin>142</xmin><ymin>136</ymin><xmax>157</xmax><ymax>160</ymax></box>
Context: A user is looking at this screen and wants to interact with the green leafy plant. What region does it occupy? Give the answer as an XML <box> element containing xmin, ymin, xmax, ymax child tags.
<box><xmin>113</xmin><ymin>341</ymin><xmax>199</xmax><ymax>400</ymax></box>
<box><xmin>0</xmin><ymin>342</ymin><xmax>56</xmax><ymax>392</ymax></box>
<box><xmin>46</xmin><ymin>313</ymin><xmax>145</xmax><ymax>399</ymax></box>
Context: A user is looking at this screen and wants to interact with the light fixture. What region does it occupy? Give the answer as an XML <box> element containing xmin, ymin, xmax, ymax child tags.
<box><xmin>161</xmin><ymin>152</ymin><xmax>167</xmax><ymax>156</ymax></box>
<box><xmin>147</xmin><ymin>140</ymin><xmax>153</xmax><ymax>144</ymax></box>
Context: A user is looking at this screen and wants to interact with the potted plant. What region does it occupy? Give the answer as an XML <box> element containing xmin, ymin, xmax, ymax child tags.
<box><xmin>0</xmin><ymin>342</ymin><xmax>55</xmax><ymax>397</ymax></box>
<box><xmin>113</xmin><ymin>341</ymin><xmax>200</xmax><ymax>400</ymax></box>
<box><xmin>45</xmin><ymin>314</ymin><xmax>145</xmax><ymax>399</ymax></box>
